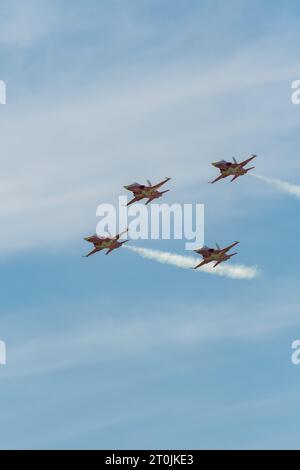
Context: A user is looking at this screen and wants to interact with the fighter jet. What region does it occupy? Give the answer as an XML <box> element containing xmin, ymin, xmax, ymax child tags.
<box><xmin>124</xmin><ymin>177</ymin><xmax>171</xmax><ymax>206</ymax></box>
<box><xmin>210</xmin><ymin>154</ymin><xmax>256</xmax><ymax>183</ymax></box>
<box><xmin>83</xmin><ymin>229</ymin><xmax>128</xmax><ymax>257</ymax></box>
<box><xmin>193</xmin><ymin>241</ymin><xmax>239</xmax><ymax>269</ymax></box>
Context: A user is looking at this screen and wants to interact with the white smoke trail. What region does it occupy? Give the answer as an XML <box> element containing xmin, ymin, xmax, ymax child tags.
<box><xmin>124</xmin><ymin>246</ymin><xmax>259</xmax><ymax>280</ymax></box>
<box><xmin>251</xmin><ymin>174</ymin><xmax>300</xmax><ymax>199</ymax></box>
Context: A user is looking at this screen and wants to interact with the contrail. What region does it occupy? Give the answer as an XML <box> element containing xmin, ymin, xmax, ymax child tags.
<box><xmin>251</xmin><ymin>174</ymin><xmax>300</xmax><ymax>199</ymax></box>
<box><xmin>124</xmin><ymin>246</ymin><xmax>259</xmax><ymax>280</ymax></box>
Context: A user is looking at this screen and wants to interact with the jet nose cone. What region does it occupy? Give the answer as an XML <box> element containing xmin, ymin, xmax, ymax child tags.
<box><xmin>211</xmin><ymin>162</ymin><xmax>219</xmax><ymax>167</ymax></box>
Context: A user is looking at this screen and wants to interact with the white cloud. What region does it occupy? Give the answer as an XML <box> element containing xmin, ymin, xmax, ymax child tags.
<box><xmin>1</xmin><ymin>295</ymin><xmax>299</xmax><ymax>380</ymax></box>
<box><xmin>0</xmin><ymin>7</ymin><xmax>299</xmax><ymax>254</ymax></box>
<box><xmin>0</xmin><ymin>1</ymin><xmax>59</xmax><ymax>48</ymax></box>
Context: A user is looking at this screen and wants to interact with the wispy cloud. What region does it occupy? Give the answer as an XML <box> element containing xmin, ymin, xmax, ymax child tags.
<box><xmin>0</xmin><ymin>1</ymin><xmax>59</xmax><ymax>48</ymax></box>
<box><xmin>0</xmin><ymin>25</ymin><xmax>299</xmax><ymax>254</ymax></box>
<box><xmin>2</xmin><ymin>294</ymin><xmax>299</xmax><ymax>381</ymax></box>
<box><xmin>124</xmin><ymin>245</ymin><xmax>259</xmax><ymax>279</ymax></box>
<box><xmin>0</xmin><ymin>8</ymin><xmax>299</xmax><ymax>256</ymax></box>
<box><xmin>251</xmin><ymin>174</ymin><xmax>300</xmax><ymax>200</ymax></box>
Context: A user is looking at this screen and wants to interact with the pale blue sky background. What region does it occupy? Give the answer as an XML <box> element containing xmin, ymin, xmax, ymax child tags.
<box><xmin>0</xmin><ymin>0</ymin><xmax>300</xmax><ymax>449</ymax></box>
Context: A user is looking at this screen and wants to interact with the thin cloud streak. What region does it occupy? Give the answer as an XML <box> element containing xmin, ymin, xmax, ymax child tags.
<box><xmin>2</xmin><ymin>294</ymin><xmax>299</xmax><ymax>381</ymax></box>
<box><xmin>124</xmin><ymin>246</ymin><xmax>259</xmax><ymax>280</ymax></box>
<box><xmin>0</xmin><ymin>33</ymin><xmax>299</xmax><ymax>254</ymax></box>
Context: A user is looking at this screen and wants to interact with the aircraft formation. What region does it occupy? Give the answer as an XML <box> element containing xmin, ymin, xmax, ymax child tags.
<box><xmin>83</xmin><ymin>155</ymin><xmax>257</xmax><ymax>270</ymax></box>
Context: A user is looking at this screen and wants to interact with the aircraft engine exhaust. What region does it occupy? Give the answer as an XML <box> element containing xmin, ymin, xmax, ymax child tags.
<box><xmin>123</xmin><ymin>246</ymin><xmax>259</xmax><ymax>280</ymax></box>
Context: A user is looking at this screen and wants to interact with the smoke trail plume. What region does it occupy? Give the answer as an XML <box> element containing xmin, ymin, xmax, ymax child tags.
<box><xmin>124</xmin><ymin>246</ymin><xmax>259</xmax><ymax>280</ymax></box>
<box><xmin>251</xmin><ymin>174</ymin><xmax>300</xmax><ymax>199</ymax></box>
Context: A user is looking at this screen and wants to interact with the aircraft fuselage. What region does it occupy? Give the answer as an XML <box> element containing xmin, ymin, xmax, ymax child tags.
<box><xmin>206</xmin><ymin>251</ymin><xmax>228</xmax><ymax>261</ymax></box>
<box><xmin>95</xmin><ymin>239</ymin><xmax>115</xmax><ymax>249</ymax></box>
<box><xmin>220</xmin><ymin>165</ymin><xmax>246</xmax><ymax>176</ymax></box>
<box><xmin>139</xmin><ymin>188</ymin><xmax>160</xmax><ymax>197</ymax></box>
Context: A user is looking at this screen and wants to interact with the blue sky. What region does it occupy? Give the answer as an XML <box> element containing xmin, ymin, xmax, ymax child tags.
<box><xmin>0</xmin><ymin>0</ymin><xmax>300</xmax><ymax>449</ymax></box>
